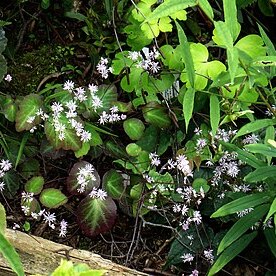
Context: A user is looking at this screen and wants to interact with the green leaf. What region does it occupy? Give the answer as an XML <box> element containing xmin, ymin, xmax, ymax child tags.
<box><xmin>0</xmin><ymin>232</ymin><xmax>24</xmax><ymax>276</ymax></box>
<box><xmin>244</xmin><ymin>166</ymin><xmax>276</xmax><ymax>183</ymax></box>
<box><xmin>223</xmin><ymin>0</ymin><xmax>240</xmax><ymax>42</ymax></box>
<box><xmin>142</xmin><ymin>102</ymin><xmax>171</xmax><ymax>129</ymax></box>
<box><xmin>102</xmin><ymin>170</ymin><xmax>125</xmax><ymax>199</ymax></box>
<box><xmin>265</xmin><ymin>197</ymin><xmax>276</xmax><ymax>223</ymax></box>
<box><xmin>74</xmin><ymin>142</ymin><xmax>90</xmax><ymax>158</ymax></box>
<box><xmin>232</xmin><ymin>119</ymin><xmax>276</xmax><ymax>141</ymax></box>
<box><xmin>25</xmin><ymin>176</ymin><xmax>44</xmax><ymax>195</ymax></box>
<box><xmin>198</xmin><ymin>0</ymin><xmax>214</xmax><ymax>22</ymax></box>
<box><xmin>183</xmin><ymin>87</ymin><xmax>195</xmax><ymax>131</ymax></box>
<box><xmin>208</xmin><ymin>232</ymin><xmax>257</xmax><ymax>276</ymax></box>
<box><xmin>126</xmin><ymin>143</ymin><xmax>142</xmax><ymax>157</ymax></box>
<box><xmin>39</xmin><ymin>188</ymin><xmax>68</xmax><ymax>208</ymax></box>
<box><xmin>192</xmin><ymin>178</ymin><xmax>210</xmax><ymax>193</ymax></box>
<box><xmin>217</xmin><ymin>204</ymin><xmax>269</xmax><ymax>254</ymax></box>
<box><xmin>258</xmin><ymin>24</ymin><xmax>276</xmax><ymax>76</ymax></box>
<box><xmin>15</xmin><ymin>94</ymin><xmax>42</xmax><ymax>132</ymax></box>
<box><xmin>176</xmin><ymin>21</ymin><xmax>195</xmax><ymax>87</ymax></box>
<box><xmin>221</xmin><ymin>142</ymin><xmax>266</xmax><ymax>168</ymax></box>
<box><xmin>123</xmin><ymin>118</ymin><xmax>145</xmax><ymax>140</ymax></box>
<box><xmin>245</xmin><ymin>143</ymin><xmax>276</xmax><ymax>157</ymax></box>
<box><xmin>15</xmin><ymin>133</ymin><xmax>29</xmax><ymax>169</ymax></box>
<box><xmin>0</xmin><ymin>203</ymin><xmax>6</xmax><ymax>234</ymax></box>
<box><xmin>144</xmin><ymin>0</ymin><xmax>196</xmax><ymax>22</ymax></box>
<box><xmin>211</xmin><ymin>193</ymin><xmax>272</xmax><ymax>218</ymax></box>
<box><xmin>210</xmin><ymin>94</ymin><xmax>220</xmax><ymax>137</ymax></box>
<box><xmin>264</xmin><ymin>228</ymin><xmax>276</xmax><ymax>258</ymax></box>
<box><xmin>77</xmin><ymin>196</ymin><xmax>117</xmax><ymax>237</ymax></box>
<box><xmin>213</xmin><ymin>21</ymin><xmax>233</xmax><ymax>48</ymax></box>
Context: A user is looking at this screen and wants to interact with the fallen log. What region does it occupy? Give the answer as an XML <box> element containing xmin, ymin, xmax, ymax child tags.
<box><xmin>0</xmin><ymin>229</ymin><xmax>148</xmax><ymax>276</ymax></box>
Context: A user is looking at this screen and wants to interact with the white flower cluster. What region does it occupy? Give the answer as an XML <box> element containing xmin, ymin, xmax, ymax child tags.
<box><xmin>166</xmin><ymin>154</ymin><xmax>193</xmax><ymax>183</ymax></box>
<box><xmin>213</xmin><ymin>128</ymin><xmax>237</xmax><ymax>143</ymax></box>
<box><xmin>211</xmin><ymin>151</ymin><xmax>240</xmax><ymax>186</ymax></box>
<box><xmin>242</xmin><ymin>134</ymin><xmax>259</xmax><ymax>145</ymax></box>
<box><xmin>89</xmin><ymin>187</ymin><xmax>107</xmax><ymax>200</ymax></box>
<box><xmin>203</xmin><ymin>249</ymin><xmax>214</xmax><ymax>264</ymax></box>
<box><xmin>134</xmin><ymin>47</ymin><xmax>161</xmax><ymax>74</ymax></box>
<box><xmin>96</xmin><ymin>57</ymin><xmax>113</xmax><ymax>79</ymax></box>
<box><xmin>76</xmin><ymin>163</ymin><xmax>96</xmax><ymax>193</ymax></box>
<box><xmin>0</xmin><ymin>159</ymin><xmax>12</xmax><ymax>192</ymax></box>
<box><xmin>98</xmin><ymin>106</ymin><xmax>126</xmax><ymax>125</ymax></box>
<box><xmin>181</xmin><ymin>252</ymin><xmax>194</xmax><ymax>263</ymax></box>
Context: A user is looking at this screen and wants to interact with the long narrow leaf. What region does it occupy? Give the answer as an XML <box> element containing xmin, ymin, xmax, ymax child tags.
<box><xmin>0</xmin><ymin>232</ymin><xmax>24</xmax><ymax>276</ymax></box>
<box><xmin>221</xmin><ymin>142</ymin><xmax>266</xmax><ymax>168</ymax></box>
<box><xmin>211</xmin><ymin>193</ymin><xmax>272</xmax><ymax>218</ymax></box>
<box><xmin>176</xmin><ymin>21</ymin><xmax>195</xmax><ymax>88</ymax></box>
<box><xmin>15</xmin><ymin>132</ymin><xmax>29</xmax><ymax>169</ymax></box>
<box><xmin>210</xmin><ymin>94</ymin><xmax>220</xmax><ymax>137</ymax></box>
<box><xmin>198</xmin><ymin>0</ymin><xmax>214</xmax><ymax>22</ymax></box>
<box><xmin>264</xmin><ymin>228</ymin><xmax>276</xmax><ymax>258</ymax></box>
<box><xmin>232</xmin><ymin>119</ymin><xmax>276</xmax><ymax>141</ymax></box>
<box><xmin>265</xmin><ymin>197</ymin><xmax>276</xmax><ymax>223</ymax></box>
<box><xmin>223</xmin><ymin>0</ymin><xmax>240</xmax><ymax>42</ymax></box>
<box><xmin>183</xmin><ymin>87</ymin><xmax>195</xmax><ymax>132</ymax></box>
<box><xmin>208</xmin><ymin>232</ymin><xmax>257</xmax><ymax>276</ymax></box>
<box><xmin>244</xmin><ymin>166</ymin><xmax>276</xmax><ymax>183</ymax></box>
<box><xmin>245</xmin><ymin>143</ymin><xmax>276</xmax><ymax>157</ymax></box>
<box><xmin>258</xmin><ymin>24</ymin><xmax>276</xmax><ymax>76</ymax></box>
<box><xmin>144</xmin><ymin>0</ymin><xmax>197</xmax><ymax>22</ymax></box>
<box><xmin>217</xmin><ymin>204</ymin><xmax>269</xmax><ymax>254</ymax></box>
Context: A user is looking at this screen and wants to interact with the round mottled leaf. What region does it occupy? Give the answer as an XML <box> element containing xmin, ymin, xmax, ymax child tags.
<box><xmin>102</xmin><ymin>170</ymin><xmax>125</xmax><ymax>199</ymax></box>
<box><xmin>77</xmin><ymin>196</ymin><xmax>117</xmax><ymax>237</ymax></box>
<box><xmin>67</xmin><ymin>161</ymin><xmax>100</xmax><ymax>196</ymax></box>
<box><xmin>142</xmin><ymin>102</ymin><xmax>171</xmax><ymax>129</ymax></box>
<box><xmin>25</xmin><ymin>176</ymin><xmax>44</xmax><ymax>195</ymax></box>
<box><xmin>39</xmin><ymin>188</ymin><xmax>68</xmax><ymax>209</ymax></box>
<box><xmin>126</xmin><ymin>143</ymin><xmax>142</xmax><ymax>156</ymax></box>
<box><xmin>123</xmin><ymin>118</ymin><xmax>145</xmax><ymax>140</ymax></box>
<box><xmin>192</xmin><ymin>178</ymin><xmax>210</xmax><ymax>193</ymax></box>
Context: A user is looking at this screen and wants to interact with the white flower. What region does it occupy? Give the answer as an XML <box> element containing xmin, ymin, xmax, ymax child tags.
<box><xmin>149</xmin><ymin>152</ymin><xmax>161</xmax><ymax>166</ymax></box>
<box><xmin>128</xmin><ymin>51</ymin><xmax>141</xmax><ymax>61</ymax></box>
<box><xmin>0</xmin><ymin>160</ymin><xmax>12</xmax><ymax>171</ymax></box>
<box><xmin>0</xmin><ymin>182</ymin><xmax>5</xmax><ymax>192</ymax></box>
<box><xmin>21</xmin><ymin>205</ymin><xmax>30</xmax><ymax>215</ymax></box>
<box><xmin>181</xmin><ymin>253</ymin><xmax>194</xmax><ymax>263</ymax></box>
<box><xmin>242</xmin><ymin>134</ymin><xmax>259</xmax><ymax>145</ymax></box>
<box><xmin>21</xmin><ymin>191</ymin><xmax>34</xmax><ymax>203</ymax></box>
<box><xmin>43</xmin><ymin>212</ymin><xmax>56</xmax><ymax>226</ymax></box>
<box><xmin>12</xmin><ymin>223</ymin><xmax>20</xmax><ymax>230</ymax></box>
<box><xmin>51</xmin><ymin>102</ymin><xmax>64</xmax><ymax>116</ymax></box>
<box><xmin>80</xmin><ymin>130</ymin><xmax>91</xmax><ymax>142</ymax></box>
<box><xmin>5</xmin><ymin>74</ymin><xmax>12</xmax><ymax>82</ymax></box>
<box><xmin>192</xmin><ymin>210</ymin><xmax>202</xmax><ymax>224</ymax></box>
<box><xmin>88</xmin><ymin>83</ymin><xmax>98</xmax><ymax>93</ymax></box>
<box><xmin>63</xmin><ymin>80</ymin><xmax>75</xmax><ymax>91</ymax></box>
<box><xmin>59</xmin><ymin>219</ymin><xmax>68</xmax><ymax>237</ymax></box>
<box><xmin>97</xmin><ymin>189</ymin><xmax>107</xmax><ymax>200</ymax></box>
<box><xmin>203</xmin><ymin>249</ymin><xmax>214</xmax><ymax>264</ymax></box>
<box><xmin>27</xmin><ymin>116</ymin><xmax>36</xmax><ymax>124</ymax></box>
<box><xmin>189</xmin><ymin>269</ymin><xmax>199</xmax><ymax>276</ymax></box>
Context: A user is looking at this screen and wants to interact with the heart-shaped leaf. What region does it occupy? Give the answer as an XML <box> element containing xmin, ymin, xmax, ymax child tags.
<box><xmin>25</xmin><ymin>176</ymin><xmax>44</xmax><ymax>195</ymax></box>
<box><xmin>39</xmin><ymin>188</ymin><xmax>68</xmax><ymax>208</ymax></box>
<box><xmin>77</xmin><ymin>196</ymin><xmax>117</xmax><ymax>237</ymax></box>
<box><xmin>67</xmin><ymin>161</ymin><xmax>100</xmax><ymax>195</ymax></box>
